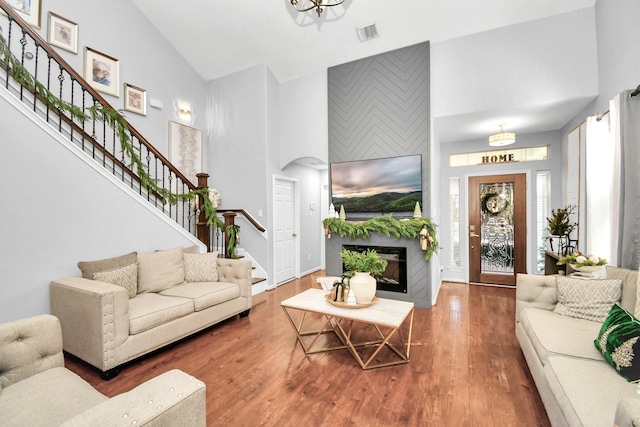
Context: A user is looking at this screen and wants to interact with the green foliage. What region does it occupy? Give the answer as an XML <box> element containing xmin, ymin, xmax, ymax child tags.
<box><xmin>340</xmin><ymin>249</ymin><xmax>388</xmax><ymax>276</ymax></box>
<box><xmin>557</xmin><ymin>251</ymin><xmax>608</xmax><ymax>267</ymax></box>
<box><xmin>227</xmin><ymin>224</ymin><xmax>240</xmax><ymax>259</ymax></box>
<box><xmin>546</xmin><ymin>205</ymin><xmax>577</xmax><ymax>236</ymax></box>
<box><xmin>0</xmin><ymin>32</ymin><xmax>225</xmax><ymax>232</ymax></box>
<box><xmin>333</xmin><ymin>191</ymin><xmax>421</xmax><ymax>213</ymax></box>
<box><xmin>323</xmin><ymin>215</ymin><xmax>438</xmax><ymax>262</ymax></box>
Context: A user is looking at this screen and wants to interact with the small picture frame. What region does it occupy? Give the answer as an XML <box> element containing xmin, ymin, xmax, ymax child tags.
<box><xmin>47</xmin><ymin>12</ymin><xmax>78</xmax><ymax>54</ymax></box>
<box><xmin>1</xmin><ymin>0</ymin><xmax>42</xmax><ymax>28</ymax></box>
<box><xmin>169</xmin><ymin>121</ymin><xmax>202</xmax><ymax>185</ymax></box>
<box><xmin>84</xmin><ymin>47</ymin><xmax>120</xmax><ymax>97</ymax></box>
<box><xmin>123</xmin><ymin>83</ymin><xmax>147</xmax><ymax>116</ymax></box>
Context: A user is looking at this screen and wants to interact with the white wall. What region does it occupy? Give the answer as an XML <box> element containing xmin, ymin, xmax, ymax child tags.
<box><xmin>431</xmin><ymin>8</ymin><xmax>598</xmax><ymax>119</ymax></box>
<box><xmin>563</xmin><ymin>0</ymin><xmax>640</xmax><ymax>134</ymax></box>
<box><xmin>207</xmin><ymin>65</ymin><xmax>270</xmax><ymax>275</ymax></box>
<box><xmin>279</xmin><ymin>72</ymin><xmax>329</xmax><ymax>169</ymax></box>
<box><xmin>0</xmin><ymin>94</ymin><xmax>200</xmax><ymax>323</ymax></box>
<box><xmin>206</xmin><ymin>66</ymin><xmax>327</xmax><ymax>286</ymax></box>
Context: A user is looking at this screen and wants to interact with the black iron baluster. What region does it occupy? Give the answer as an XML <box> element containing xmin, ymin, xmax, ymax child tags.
<box><xmin>18</xmin><ymin>29</ymin><xmax>26</xmax><ymax>100</ymax></box>
<box><xmin>145</xmin><ymin>148</ymin><xmax>151</xmax><ymax>200</ymax></box>
<box><xmin>31</xmin><ymin>40</ymin><xmax>39</xmax><ymax>112</ymax></box>
<box><xmin>57</xmin><ymin>65</ymin><xmax>64</xmax><ymax>133</ymax></box>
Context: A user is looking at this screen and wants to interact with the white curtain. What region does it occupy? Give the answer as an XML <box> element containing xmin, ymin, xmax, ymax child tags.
<box><xmin>616</xmin><ymin>90</ymin><xmax>640</xmax><ymax>269</ymax></box>
<box><xmin>578</xmin><ymin>90</ymin><xmax>639</xmax><ymax>268</ymax></box>
<box><xmin>585</xmin><ymin>113</ymin><xmax>616</xmax><ymax>262</ymax></box>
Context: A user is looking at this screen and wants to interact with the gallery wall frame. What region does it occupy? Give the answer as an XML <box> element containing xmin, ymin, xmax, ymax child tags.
<box><xmin>47</xmin><ymin>12</ymin><xmax>78</xmax><ymax>53</ymax></box>
<box><xmin>169</xmin><ymin>121</ymin><xmax>202</xmax><ymax>186</ymax></box>
<box><xmin>1</xmin><ymin>0</ymin><xmax>41</xmax><ymax>28</ymax></box>
<box><xmin>124</xmin><ymin>83</ymin><xmax>146</xmax><ymax>116</ymax></box>
<box><xmin>84</xmin><ymin>46</ymin><xmax>120</xmax><ymax>97</ymax></box>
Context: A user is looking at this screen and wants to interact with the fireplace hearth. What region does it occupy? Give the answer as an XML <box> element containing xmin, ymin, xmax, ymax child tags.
<box><xmin>342</xmin><ymin>245</ymin><xmax>407</xmax><ymax>293</ymax></box>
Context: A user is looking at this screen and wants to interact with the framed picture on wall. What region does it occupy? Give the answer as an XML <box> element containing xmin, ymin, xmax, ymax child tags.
<box><xmin>84</xmin><ymin>47</ymin><xmax>120</xmax><ymax>97</ymax></box>
<box><xmin>123</xmin><ymin>83</ymin><xmax>146</xmax><ymax>116</ymax></box>
<box><xmin>169</xmin><ymin>121</ymin><xmax>202</xmax><ymax>186</ymax></box>
<box><xmin>1</xmin><ymin>0</ymin><xmax>42</xmax><ymax>28</ymax></box>
<box><xmin>47</xmin><ymin>12</ymin><xmax>78</xmax><ymax>54</ymax></box>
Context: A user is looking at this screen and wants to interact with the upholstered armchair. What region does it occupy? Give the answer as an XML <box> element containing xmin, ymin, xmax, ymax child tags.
<box><xmin>0</xmin><ymin>314</ymin><xmax>206</xmax><ymax>426</ymax></box>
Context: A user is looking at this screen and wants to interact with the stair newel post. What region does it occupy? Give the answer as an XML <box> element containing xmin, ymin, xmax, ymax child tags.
<box><xmin>196</xmin><ymin>173</ymin><xmax>210</xmax><ymax>250</ymax></box>
<box><xmin>223</xmin><ymin>212</ymin><xmax>237</xmax><ymax>258</ymax></box>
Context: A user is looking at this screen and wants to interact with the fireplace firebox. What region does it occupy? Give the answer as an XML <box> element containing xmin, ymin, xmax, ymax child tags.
<box><xmin>342</xmin><ymin>245</ymin><xmax>407</xmax><ymax>293</ymax></box>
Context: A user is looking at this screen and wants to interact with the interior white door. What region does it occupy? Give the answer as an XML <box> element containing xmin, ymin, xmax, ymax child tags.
<box><xmin>274</xmin><ymin>178</ymin><xmax>296</xmax><ymax>284</ymax></box>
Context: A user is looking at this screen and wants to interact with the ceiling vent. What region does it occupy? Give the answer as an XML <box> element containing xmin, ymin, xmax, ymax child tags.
<box><xmin>357</xmin><ymin>23</ymin><xmax>378</xmax><ymax>42</ymax></box>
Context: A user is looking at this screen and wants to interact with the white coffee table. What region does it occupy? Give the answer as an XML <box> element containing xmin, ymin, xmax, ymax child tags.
<box><xmin>281</xmin><ymin>288</ymin><xmax>414</xmax><ymax>369</ymax></box>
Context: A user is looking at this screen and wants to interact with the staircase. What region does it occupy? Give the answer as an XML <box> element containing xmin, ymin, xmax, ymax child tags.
<box><xmin>0</xmin><ymin>2</ymin><xmax>267</xmax><ymax>287</ymax></box>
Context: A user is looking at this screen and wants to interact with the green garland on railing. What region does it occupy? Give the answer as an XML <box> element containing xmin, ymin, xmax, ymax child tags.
<box><xmin>226</xmin><ymin>224</ymin><xmax>241</xmax><ymax>259</ymax></box>
<box><xmin>323</xmin><ymin>215</ymin><xmax>438</xmax><ymax>262</ymax></box>
<box><xmin>0</xmin><ymin>32</ymin><xmax>224</xmax><ymax>231</ymax></box>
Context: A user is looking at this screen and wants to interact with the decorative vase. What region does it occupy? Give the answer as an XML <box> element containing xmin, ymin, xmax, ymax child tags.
<box><xmin>349</xmin><ymin>272</ymin><xmax>377</xmax><ymax>304</ymax></box>
<box><xmin>547</xmin><ymin>234</ymin><xmax>569</xmax><ymax>255</ymax></box>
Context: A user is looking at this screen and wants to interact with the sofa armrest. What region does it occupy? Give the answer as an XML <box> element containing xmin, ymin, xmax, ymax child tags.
<box><xmin>613</xmin><ymin>396</ymin><xmax>640</xmax><ymax>427</ymax></box>
<box><xmin>217</xmin><ymin>258</ymin><xmax>252</xmax><ymax>299</ymax></box>
<box><xmin>50</xmin><ymin>277</ymin><xmax>130</xmax><ymax>372</ymax></box>
<box><xmin>0</xmin><ymin>314</ymin><xmax>64</xmax><ymax>388</ymax></box>
<box><xmin>59</xmin><ymin>369</ymin><xmax>206</xmax><ymax>427</ymax></box>
<box><xmin>515</xmin><ymin>273</ymin><xmax>558</xmax><ymax>322</ymax></box>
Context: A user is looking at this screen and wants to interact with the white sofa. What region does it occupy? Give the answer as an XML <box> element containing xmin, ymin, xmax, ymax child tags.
<box><xmin>50</xmin><ymin>246</ymin><xmax>252</xmax><ymax>379</ymax></box>
<box><xmin>516</xmin><ymin>267</ymin><xmax>640</xmax><ymax>427</ymax></box>
<box><xmin>0</xmin><ymin>314</ymin><xmax>206</xmax><ymax>426</ymax></box>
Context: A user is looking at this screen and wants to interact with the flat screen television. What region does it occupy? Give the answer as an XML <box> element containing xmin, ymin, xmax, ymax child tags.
<box><xmin>330</xmin><ymin>154</ymin><xmax>422</xmax><ymax>214</ymax></box>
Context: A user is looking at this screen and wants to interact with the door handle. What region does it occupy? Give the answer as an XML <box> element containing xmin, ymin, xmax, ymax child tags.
<box><xmin>292</xmin><ymin>233</ymin><xmax>297</xmax><ymax>237</ymax></box>
<box><xmin>470</xmin><ymin>232</ymin><xmax>480</xmax><ymax>238</ymax></box>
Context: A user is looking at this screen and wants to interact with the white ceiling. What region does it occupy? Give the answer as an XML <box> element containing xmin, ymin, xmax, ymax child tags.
<box><xmin>131</xmin><ymin>0</ymin><xmax>597</xmax><ymax>144</ymax></box>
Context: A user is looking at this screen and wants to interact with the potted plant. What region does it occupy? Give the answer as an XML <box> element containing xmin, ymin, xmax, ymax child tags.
<box><xmin>340</xmin><ymin>249</ymin><xmax>388</xmax><ymax>304</ymax></box>
<box><xmin>546</xmin><ymin>205</ymin><xmax>577</xmax><ymax>254</ymax></box>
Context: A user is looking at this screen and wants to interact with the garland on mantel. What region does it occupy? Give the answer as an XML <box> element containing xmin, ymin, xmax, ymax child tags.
<box><xmin>323</xmin><ymin>216</ymin><xmax>438</xmax><ymax>262</ymax></box>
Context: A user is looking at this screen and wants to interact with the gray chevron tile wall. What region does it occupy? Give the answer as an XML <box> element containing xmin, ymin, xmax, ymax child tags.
<box><xmin>326</xmin><ymin>41</ymin><xmax>433</xmax><ymax>307</ymax></box>
<box><xmin>328</xmin><ymin>41</ymin><xmax>430</xmax><ymax>183</ymax></box>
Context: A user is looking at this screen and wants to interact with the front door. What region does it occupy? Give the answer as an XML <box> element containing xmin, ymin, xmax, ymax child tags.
<box><xmin>468</xmin><ymin>174</ymin><xmax>526</xmax><ymax>286</ymax></box>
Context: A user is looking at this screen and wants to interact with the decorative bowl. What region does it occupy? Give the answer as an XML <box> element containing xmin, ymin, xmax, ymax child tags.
<box><xmin>570</xmin><ymin>265</ymin><xmax>605</xmax><ymax>273</ymax></box>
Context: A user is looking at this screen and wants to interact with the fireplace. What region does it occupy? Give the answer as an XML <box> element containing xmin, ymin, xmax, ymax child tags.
<box><xmin>342</xmin><ymin>245</ymin><xmax>407</xmax><ymax>293</ymax></box>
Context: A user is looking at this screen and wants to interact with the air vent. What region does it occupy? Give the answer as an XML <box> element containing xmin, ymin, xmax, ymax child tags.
<box><xmin>357</xmin><ymin>23</ymin><xmax>378</xmax><ymax>42</ymax></box>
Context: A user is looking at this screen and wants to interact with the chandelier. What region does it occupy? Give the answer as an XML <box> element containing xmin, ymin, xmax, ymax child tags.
<box><xmin>290</xmin><ymin>0</ymin><xmax>345</xmax><ymax>17</ymax></box>
<box><xmin>488</xmin><ymin>124</ymin><xmax>516</xmax><ymax>147</ymax></box>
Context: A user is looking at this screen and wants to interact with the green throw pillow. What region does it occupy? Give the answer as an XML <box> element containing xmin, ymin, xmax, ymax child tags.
<box><xmin>595</xmin><ymin>303</ymin><xmax>640</xmax><ymax>382</ymax></box>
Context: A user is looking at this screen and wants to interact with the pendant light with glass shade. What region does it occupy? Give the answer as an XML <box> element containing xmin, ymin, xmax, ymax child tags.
<box><xmin>488</xmin><ymin>123</ymin><xmax>516</xmax><ymax>147</ymax></box>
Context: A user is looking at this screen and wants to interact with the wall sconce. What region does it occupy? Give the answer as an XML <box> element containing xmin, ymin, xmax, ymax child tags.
<box><xmin>177</xmin><ymin>101</ymin><xmax>192</xmax><ymax>122</ymax></box>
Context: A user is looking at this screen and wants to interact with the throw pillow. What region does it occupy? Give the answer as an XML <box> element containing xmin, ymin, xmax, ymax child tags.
<box><xmin>77</xmin><ymin>252</ymin><xmax>137</xmax><ymax>279</ymax></box>
<box><xmin>184</xmin><ymin>252</ymin><xmax>219</xmax><ymax>282</ymax></box>
<box><xmin>594</xmin><ymin>303</ymin><xmax>640</xmax><ymax>382</ymax></box>
<box><xmin>93</xmin><ymin>263</ymin><xmax>138</xmax><ymax>298</ymax></box>
<box><xmin>603</xmin><ymin>265</ymin><xmax>638</xmax><ymax>315</ymax></box>
<box><xmin>554</xmin><ymin>276</ymin><xmax>622</xmax><ymax>322</ymax></box>
<box><xmin>137</xmin><ymin>246</ymin><xmax>185</xmax><ymax>293</ymax></box>
<box><xmin>183</xmin><ymin>245</ymin><xmax>199</xmax><ymax>254</ymax></box>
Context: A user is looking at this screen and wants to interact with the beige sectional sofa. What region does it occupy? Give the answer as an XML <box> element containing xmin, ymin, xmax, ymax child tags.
<box><xmin>0</xmin><ymin>314</ymin><xmax>206</xmax><ymax>426</ymax></box>
<box><xmin>516</xmin><ymin>266</ymin><xmax>640</xmax><ymax>427</ymax></box>
<box><xmin>50</xmin><ymin>246</ymin><xmax>252</xmax><ymax>379</ymax></box>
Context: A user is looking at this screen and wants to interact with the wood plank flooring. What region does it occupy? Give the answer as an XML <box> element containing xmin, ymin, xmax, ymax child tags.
<box><xmin>65</xmin><ymin>273</ymin><xmax>551</xmax><ymax>426</ymax></box>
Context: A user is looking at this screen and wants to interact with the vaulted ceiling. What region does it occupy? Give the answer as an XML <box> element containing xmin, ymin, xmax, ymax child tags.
<box><xmin>131</xmin><ymin>0</ymin><xmax>597</xmax><ymax>144</ymax></box>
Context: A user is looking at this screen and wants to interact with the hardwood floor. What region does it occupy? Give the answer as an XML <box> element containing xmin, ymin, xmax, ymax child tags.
<box><xmin>65</xmin><ymin>273</ymin><xmax>551</xmax><ymax>426</ymax></box>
